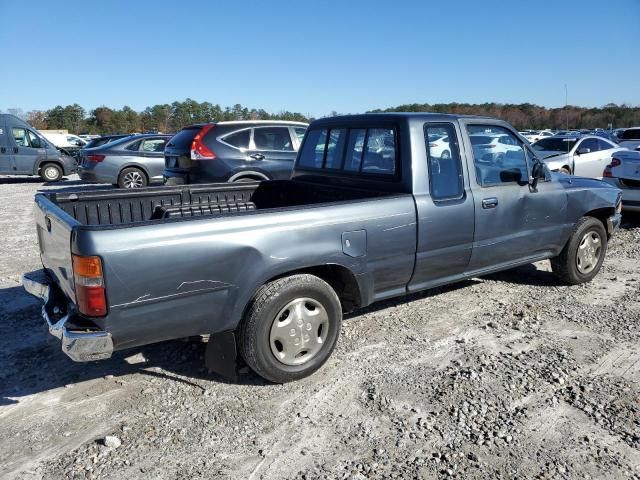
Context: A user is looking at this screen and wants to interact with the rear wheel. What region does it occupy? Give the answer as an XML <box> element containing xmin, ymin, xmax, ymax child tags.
<box><xmin>40</xmin><ymin>163</ymin><xmax>63</xmax><ymax>182</ymax></box>
<box><xmin>238</xmin><ymin>274</ymin><xmax>342</xmax><ymax>383</ymax></box>
<box><xmin>118</xmin><ymin>167</ymin><xmax>147</xmax><ymax>189</ymax></box>
<box><xmin>551</xmin><ymin>217</ymin><xmax>607</xmax><ymax>284</ymax></box>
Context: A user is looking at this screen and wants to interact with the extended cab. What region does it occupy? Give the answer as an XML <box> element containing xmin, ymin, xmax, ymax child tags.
<box><xmin>23</xmin><ymin>114</ymin><xmax>622</xmax><ymax>383</ymax></box>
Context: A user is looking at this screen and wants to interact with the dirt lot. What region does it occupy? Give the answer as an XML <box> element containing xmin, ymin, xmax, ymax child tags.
<box><xmin>1</xmin><ymin>176</ymin><xmax>639</xmax><ymax>480</ymax></box>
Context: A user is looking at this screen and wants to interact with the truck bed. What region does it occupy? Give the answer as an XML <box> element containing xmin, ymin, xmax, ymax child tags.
<box><xmin>44</xmin><ymin>179</ymin><xmax>393</xmax><ymax>226</ymax></box>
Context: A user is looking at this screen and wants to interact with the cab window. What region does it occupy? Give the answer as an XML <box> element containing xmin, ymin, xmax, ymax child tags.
<box><xmin>467</xmin><ymin>125</ymin><xmax>528</xmax><ymax>186</ymax></box>
<box><xmin>11</xmin><ymin>128</ymin><xmax>42</xmax><ymax>148</ymax></box>
<box><xmin>425</xmin><ymin>123</ymin><xmax>464</xmax><ymax>201</ymax></box>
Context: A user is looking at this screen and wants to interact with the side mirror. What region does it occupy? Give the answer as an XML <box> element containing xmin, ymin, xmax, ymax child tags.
<box><xmin>576</xmin><ymin>147</ymin><xmax>590</xmax><ymax>155</ymax></box>
<box><xmin>530</xmin><ymin>161</ymin><xmax>546</xmax><ymax>189</ymax></box>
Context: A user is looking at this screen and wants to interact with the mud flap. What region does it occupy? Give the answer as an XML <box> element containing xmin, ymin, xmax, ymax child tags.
<box><xmin>205</xmin><ymin>331</ymin><xmax>241</xmax><ymax>382</ymax></box>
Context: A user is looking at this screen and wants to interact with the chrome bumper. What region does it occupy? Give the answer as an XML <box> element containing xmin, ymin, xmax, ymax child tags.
<box><xmin>22</xmin><ymin>270</ymin><xmax>113</xmax><ymax>362</ymax></box>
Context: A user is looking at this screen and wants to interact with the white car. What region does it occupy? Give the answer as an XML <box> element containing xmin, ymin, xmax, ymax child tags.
<box><xmin>617</xmin><ymin>127</ymin><xmax>640</xmax><ymax>151</ymax></box>
<box><xmin>602</xmin><ymin>150</ymin><xmax>640</xmax><ymax>212</ymax></box>
<box><xmin>532</xmin><ymin>135</ymin><xmax>627</xmax><ymax>178</ymax></box>
<box><xmin>41</xmin><ymin>133</ymin><xmax>88</xmax><ymax>148</ymax></box>
<box><xmin>469</xmin><ymin>133</ymin><xmax>522</xmax><ymax>165</ymax></box>
<box><xmin>427</xmin><ymin>134</ymin><xmax>452</xmax><ymax>159</ymax></box>
<box><xmin>523</xmin><ymin>130</ymin><xmax>553</xmax><ymax>143</ymax></box>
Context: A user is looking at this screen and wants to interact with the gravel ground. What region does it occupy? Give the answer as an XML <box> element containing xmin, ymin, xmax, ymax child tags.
<box><xmin>1</xmin><ymin>175</ymin><xmax>639</xmax><ymax>479</ymax></box>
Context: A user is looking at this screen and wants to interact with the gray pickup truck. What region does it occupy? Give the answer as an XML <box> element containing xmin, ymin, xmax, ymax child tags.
<box><xmin>23</xmin><ymin>113</ymin><xmax>622</xmax><ymax>383</ymax></box>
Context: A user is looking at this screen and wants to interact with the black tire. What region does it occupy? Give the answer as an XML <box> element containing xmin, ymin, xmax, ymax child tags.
<box><xmin>551</xmin><ymin>217</ymin><xmax>607</xmax><ymax>285</ymax></box>
<box><xmin>559</xmin><ymin>166</ymin><xmax>571</xmax><ymax>175</ymax></box>
<box><xmin>40</xmin><ymin>163</ymin><xmax>63</xmax><ymax>182</ymax></box>
<box><xmin>238</xmin><ymin>274</ymin><xmax>342</xmax><ymax>383</ymax></box>
<box><xmin>441</xmin><ymin>150</ymin><xmax>451</xmax><ymax>160</ymax></box>
<box><xmin>118</xmin><ymin>167</ymin><xmax>147</xmax><ymax>189</ymax></box>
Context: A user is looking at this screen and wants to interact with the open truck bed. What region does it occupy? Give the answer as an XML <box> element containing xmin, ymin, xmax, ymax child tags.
<box><xmin>45</xmin><ymin>180</ymin><xmax>391</xmax><ymax>226</ymax></box>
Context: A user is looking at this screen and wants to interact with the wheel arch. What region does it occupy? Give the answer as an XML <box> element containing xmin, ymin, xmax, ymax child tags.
<box><xmin>584</xmin><ymin>207</ymin><xmax>615</xmax><ymax>238</ymax></box>
<box><xmin>228</xmin><ymin>170</ymin><xmax>270</xmax><ymax>182</ymax></box>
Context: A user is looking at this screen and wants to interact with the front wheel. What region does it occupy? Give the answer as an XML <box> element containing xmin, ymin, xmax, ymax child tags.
<box><xmin>118</xmin><ymin>167</ymin><xmax>147</xmax><ymax>188</ymax></box>
<box><xmin>238</xmin><ymin>274</ymin><xmax>342</xmax><ymax>383</ymax></box>
<box><xmin>551</xmin><ymin>217</ymin><xmax>607</xmax><ymax>284</ymax></box>
<box><xmin>40</xmin><ymin>163</ymin><xmax>63</xmax><ymax>182</ymax></box>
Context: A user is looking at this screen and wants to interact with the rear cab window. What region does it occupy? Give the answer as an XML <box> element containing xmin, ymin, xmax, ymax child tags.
<box><xmin>298</xmin><ymin>126</ymin><xmax>397</xmax><ymax>176</ymax></box>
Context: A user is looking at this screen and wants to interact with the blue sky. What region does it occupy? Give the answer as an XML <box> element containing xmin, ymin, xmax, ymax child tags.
<box><xmin>1</xmin><ymin>0</ymin><xmax>638</xmax><ymax>116</ymax></box>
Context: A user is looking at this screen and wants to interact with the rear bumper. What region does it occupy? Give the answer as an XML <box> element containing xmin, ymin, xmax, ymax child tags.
<box><xmin>22</xmin><ymin>269</ymin><xmax>113</xmax><ymax>362</ymax></box>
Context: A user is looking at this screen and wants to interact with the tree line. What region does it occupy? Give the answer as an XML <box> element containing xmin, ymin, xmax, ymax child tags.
<box><xmin>22</xmin><ymin>99</ymin><xmax>309</xmax><ymax>134</ymax></box>
<box><xmin>10</xmin><ymin>100</ymin><xmax>640</xmax><ymax>134</ymax></box>
<box><xmin>369</xmin><ymin>102</ymin><xmax>640</xmax><ymax>130</ymax></box>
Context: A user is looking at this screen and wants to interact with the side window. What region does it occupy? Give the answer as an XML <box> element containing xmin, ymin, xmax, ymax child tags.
<box><xmin>298</xmin><ymin>128</ymin><xmax>327</xmax><ymax>168</ymax></box>
<box><xmin>468</xmin><ymin>125</ymin><xmax>528</xmax><ymax>186</ymax></box>
<box><xmin>362</xmin><ymin>128</ymin><xmax>396</xmax><ymax>175</ymax></box>
<box><xmin>253</xmin><ymin>127</ymin><xmax>293</xmax><ymax>151</ymax></box>
<box><xmin>425</xmin><ymin>123</ymin><xmax>464</xmax><ymax>201</ymax></box>
<box><xmin>126</xmin><ymin>140</ymin><xmax>142</xmax><ymax>151</ymax></box>
<box><xmin>344</xmin><ymin>129</ymin><xmax>366</xmax><ymax>171</ymax></box>
<box><xmin>324</xmin><ymin>129</ymin><xmax>347</xmax><ymax>169</ymax></box>
<box><xmin>11</xmin><ymin>128</ymin><xmax>30</xmax><ymax>147</ymax></box>
<box><xmin>27</xmin><ymin>130</ymin><xmax>42</xmax><ymax>148</ymax></box>
<box><xmin>578</xmin><ymin>138</ymin><xmax>600</xmax><ymax>153</ymax></box>
<box><xmin>621</xmin><ymin>129</ymin><xmax>640</xmax><ymax>140</ymax></box>
<box><xmin>597</xmin><ymin>139</ymin><xmax>614</xmax><ymax>151</ymax></box>
<box><xmin>221</xmin><ymin>129</ymin><xmax>250</xmax><ymax>149</ymax></box>
<box><xmin>141</xmin><ymin>138</ymin><xmax>167</xmax><ymax>152</ymax></box>
<box><xmin>294</xmin><ymin>127</ymin><xmax>306</xmax><ymax>143</ymax></box>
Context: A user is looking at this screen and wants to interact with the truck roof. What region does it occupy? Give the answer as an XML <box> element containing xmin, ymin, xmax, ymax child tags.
<box><xmin>311</xmin><ymin>112</ymin><xmax>502</xmax><ymax>127</ymax></box>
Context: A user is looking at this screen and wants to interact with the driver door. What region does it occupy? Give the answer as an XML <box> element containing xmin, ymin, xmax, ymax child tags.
<box><xmin>10</xmin><ymin>127</ymin><xmax>45</xmax><ymax>174</ymax></box>
<box><xmin>573</xmin><ymin>138</ymin><xmax>606</xmax><ymax>178</ymax></box>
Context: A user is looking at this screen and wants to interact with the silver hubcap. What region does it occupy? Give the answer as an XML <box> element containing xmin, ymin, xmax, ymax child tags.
<box><xmin>576</xmin><ymin>231</ymin><xmax>602</xmax><ymax>274</ymax></box>
<box><xmin>123</xmin><ymin>171</ymin><xmax>144</xmax><ymax>188</ymax></box>
<box><xmin>45</xmin><ymin>167</ymin><xmax>58</xmax><ymax>180</ymax></box>
<box><xmin>269</xmin><ymin>297</ymin><xmax>329</xmax><ymax>366</ymax></box>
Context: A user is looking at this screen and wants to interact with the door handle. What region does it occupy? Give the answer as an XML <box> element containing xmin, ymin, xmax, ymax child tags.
<box><xmin>482</xmin><ymin>197</ymin><xmax>498</xmax><ymax>209</ymax></box>
<box><xmin>249</xmin><ymin>153</ymin><xmax>265</xmax><ymax>160</ymax></box>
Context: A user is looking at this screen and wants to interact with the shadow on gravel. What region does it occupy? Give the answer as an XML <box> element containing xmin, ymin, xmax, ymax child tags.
<box><xmin>621</xmin><ymin>212</ymin><xmax>640</xmax><ymax>227</ymax></box>
<box><xmin>0</xmin><ymin>283</ymin><xmax>269</xmax><ymax>404</ymax></box>
<box><xmin>0</xmin><ymin>177</ymin><xmax>45</xmax><ymax>184</ymax></box>
<box><xmin>482</xmin><ymin>263</ymin><xmax>562</xmax><ymax>287</ymax></box>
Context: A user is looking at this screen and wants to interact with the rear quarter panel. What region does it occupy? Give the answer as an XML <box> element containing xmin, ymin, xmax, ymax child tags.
<box><xmin>74</xmin><ymin>196</ymin><xmax>417</xmax><ymax>350</ymax></box>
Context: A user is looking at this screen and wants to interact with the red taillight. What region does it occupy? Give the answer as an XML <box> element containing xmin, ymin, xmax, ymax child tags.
<box><xmin>190</xmin><ymin>124</ymin><xmax>216</xmax><ymax>160</ymax></box>
<box><xmin>603</xmin><ymin>158</ymin><xmax>621</xmax><ymax>178</ymax></box>
<box><xmin>72</xmin><ymin>255</ymin><xmax>107</xmax><ymax>317</ymax></box>
<box><xmin>87</xmin><ymin>154</ymin><xmax>105</xmax><ymax>163</ymax></box>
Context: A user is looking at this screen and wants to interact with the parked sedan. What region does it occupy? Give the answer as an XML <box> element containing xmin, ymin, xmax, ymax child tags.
<box><xmin>78</xmin><ymin>134</ymin><xmax>171</xmax><ymax>188</ymax></box>
<box><xmin>164</xmin><ymin>120</ymin><xmax>308</xmax><ymax>184</ymax></box>
<box><xmin>617</xmin><ymin>127</ymin><xmax>640</xmax><ymax>151</ymax></box>
<box><xmin>603</xmin><ymin>150</ymin><xmax>640</xmax><ymax>212</ymax></box>
<box><xmin>532</xmin><ymin>135</ymin><xmax>626</xmax><ymax>178</ymax></box>
<box><xmin>83</xmin><ymin>134</ymin><xmax>133</xmax><ymax>149</ymax></box>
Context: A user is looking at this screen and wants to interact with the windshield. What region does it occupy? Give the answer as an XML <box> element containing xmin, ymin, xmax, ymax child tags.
<box><xmin>532</xmin><ymin>138</ymin><xmax>577</xmax><ymax>152</ymax></box>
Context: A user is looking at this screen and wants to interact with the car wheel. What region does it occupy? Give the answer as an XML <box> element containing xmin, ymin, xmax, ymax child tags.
<box><xmin>441</xmin><ymin>150</ymin><xmax>451</xmax><ymax>160</ymax></box>
<box><xmin>559</xmin><ymin>167</ymin><xmax>571</xmax><ymax>175</ymax></box>
<box><xmin>40</xmin><ymin>163</ymin><xmax>63</xmax><ymax>182</ymax></box>
<box><xmin>118</xmin><ymin>168</ymin><xmax>147</xmax><ymax>189</ymax></box>
<box><xmin>238</xmin><ymin>274</ymin><xmax>342</xmax><ymax>383</ymax></box>
<box><xmin>551</xmin><ymin>216</ymin><xmax>607</xmax><ymax>285</ymax></box>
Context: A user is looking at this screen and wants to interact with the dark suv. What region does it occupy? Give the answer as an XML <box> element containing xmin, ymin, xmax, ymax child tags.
<box><xmin>163</xmin><ymin>121</ymin><xmax>308</xmax><ymax>184</ymax></box>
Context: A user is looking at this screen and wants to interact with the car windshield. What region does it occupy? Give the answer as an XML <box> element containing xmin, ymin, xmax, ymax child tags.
<box><xmin>532</xmin><ymin>138</ymin><xmax>577</xmax><ymax>152</ymax></box>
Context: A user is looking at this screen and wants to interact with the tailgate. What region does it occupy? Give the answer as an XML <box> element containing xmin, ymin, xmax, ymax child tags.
<box><xmin>34</xmin><ymin>194</ymin><xmax>79</xmax><ymax>303</ymax></box>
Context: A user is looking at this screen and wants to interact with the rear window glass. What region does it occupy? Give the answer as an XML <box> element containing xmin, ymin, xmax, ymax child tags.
<box><xmin>168</xmin><ymin>126</ymin><xmax>202</xmax><ymax>150</ymax></box>
<box><xmin>126</xmin><ymin>140</ymin><xmax>141</xmax><ymax>151</ymax></box>
<box><xmin>222</xmin><ymin>129</ymin><xmax>250</xmax><ymax>149</ymax></box>
<box><xmin>299</xmin><ymin>127</ymin><xmax>396</xmax><ymax>176</ymax></box>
